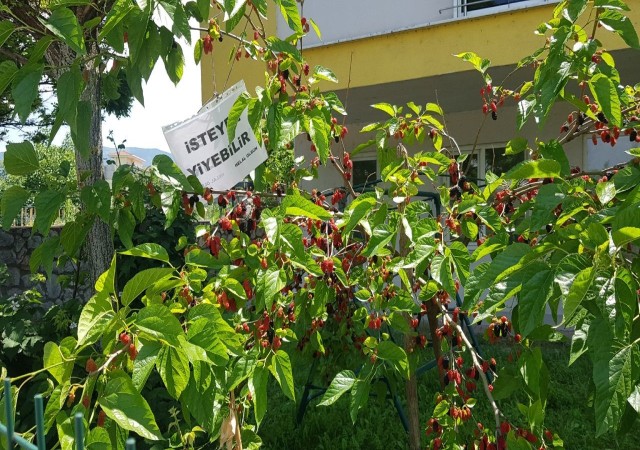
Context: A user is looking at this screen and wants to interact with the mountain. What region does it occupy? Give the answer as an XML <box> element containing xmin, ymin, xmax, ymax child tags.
<box><xmin>0</xmin><ymin>147</ymin><xmax>173</xmax><ymax>167</ymax></box>
<box><xmin>103</xmin><ymin>147</ymin><xmax>172</xmax><ymax>166</ymax></box>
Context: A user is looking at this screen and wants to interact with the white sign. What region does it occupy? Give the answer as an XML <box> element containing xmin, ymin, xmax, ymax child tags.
<box><xmin>162</xmin><ymin>81</ymin><xmax>267</xmax><ymax>190</ymax></box>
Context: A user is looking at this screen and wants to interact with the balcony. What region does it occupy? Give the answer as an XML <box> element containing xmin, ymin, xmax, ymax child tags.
<box><xmin>277</xmin><ymin>0</ymin><xmax>556</xmax><ymax>48</ymax></box>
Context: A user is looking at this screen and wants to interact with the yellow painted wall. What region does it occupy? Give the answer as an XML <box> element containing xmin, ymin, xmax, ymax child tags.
<box><xmin>202</xmin><ymin>4</ymin><xmax>640</xmax><ymax>102</ymax></box>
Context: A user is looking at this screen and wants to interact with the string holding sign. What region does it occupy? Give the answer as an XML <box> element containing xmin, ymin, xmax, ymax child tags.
<box><xmin>162</xmin><ymin>81</ymin><xmax>267</xmax><ymax>191</ymax></box>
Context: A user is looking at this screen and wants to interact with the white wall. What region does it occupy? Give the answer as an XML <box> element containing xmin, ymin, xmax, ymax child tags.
<box><xmin>276</xmin><ymin>1</ymin><xmax>556</xmax><ymax>47</ymax></box>
<box><xmin>277</xmin><ymin>0</ymin><xmax>454</xmax><ymax>47</ymax></box>
<box><xmin>584</xmin><ymin>133</ymin><xmax>638</xmax><ymax>172</ymax></box>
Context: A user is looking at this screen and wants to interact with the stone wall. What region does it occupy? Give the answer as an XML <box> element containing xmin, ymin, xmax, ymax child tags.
<box><xmin>0</xmin><ymin>227</ymin><xmax>91</xmax><ymax>305</ymax></box>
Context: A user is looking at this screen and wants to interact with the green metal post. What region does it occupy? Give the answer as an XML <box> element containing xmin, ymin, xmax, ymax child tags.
<box><xmin>125</xmin><ymin>438</ymin><xmax>136</xmax><ymax>450</ymax></box>
<box><xmin>34</xmin><ymin>394</ymin><xmax>46</xmax><ymax>450</ymax></box>
<box><xmin>4</xmin><ymin>378</ymin><xmax>14</xmax><ymax>449</ymax></box>
<box><xmin>74</xmin><ymin>413</ymin><xmax>84</xmax><ymax>450</ymax></box>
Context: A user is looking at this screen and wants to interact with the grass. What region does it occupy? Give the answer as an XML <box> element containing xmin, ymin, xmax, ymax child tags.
<box><xmin>258</xmin><ymin>342</ymin><xmax>639</xmax><ymax>449</ymax></box>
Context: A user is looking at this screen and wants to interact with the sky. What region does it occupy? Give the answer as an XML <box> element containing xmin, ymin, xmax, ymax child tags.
<box><xmin>0</xmin><ymin>28</ymin><xmax>202</xmax><ymax>154</ymax></box>
<box><xmin>102</xmin><ymin>30</ymin><xmax>201</xmax><ymax>152</ymax></box>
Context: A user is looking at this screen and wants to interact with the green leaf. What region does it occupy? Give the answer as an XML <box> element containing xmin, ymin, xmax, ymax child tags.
<box><xmin>0</xmin><ymin>60</ymin><xmax>18</xmax><ymax>96</ymax></box>
<box><xmin>506</xmin><ymin>432</ymin><xmax>532</xmax><ymax>450</ymax></box>
<box><xmin>55</xmin><ymin>68</ymin><xmax>83</xmax><ymax>131</ymax></box>
<box><xmin>86</xmin><ymin>427</ymin><xmax>112</xmax><ymax>450</ymax></box>
<box><xmin>318</xmin><ymin>370</ymin><xmax>356</xmax><ymax>406</ymax></box>
<box><xmin>156</xmin><ymin>345</ymin><xmax>190</xmax><ymax>399</ymax></box>
<box><xmin>99</xmin><ymin>0</ymin><xmax>133</xmax><ymax>44</ymax></box>
<box><xmin>612</xmin><ymin>206</ymin><xmax>640</xmax><ymax>246</ymax></box>
<box><xmin>309</xmin><ymin>17</ymin><xmax>321</xmax><ymax>38</ymax></box>
<box><xmin>517</xmin><ymin>263</ymin><xmax>554</xmax><ymax>337</ymax></box>
<box><xmin>185</xmin><ymin>248</ymin><xmax>228</xmax><ymax>269</ymax></box>
<box><xmin>227</xmin><ymin>92</ymin><xmax>249</xmax><ymax>141</ymax></box>
<box><xmin>42</xmin><ymin>384</ymin><xmax>64</xmax><ymax>433</ymax></box>
<box><xmin>160</xmin><ymin>1</ymin><xmax>190</xmax><ymax>42</ymax></box>
<box><xmin>136</xmin><ymin>305</ymin><xmax>184</xmax><ymax>347</ymax></box>
<box><xmin>590</xmin><ymin>73</ymin><xmax>622</xmax><ymax>127</ymax></box>
<box><xmin>504</xmin><ymin>137</ymin><xmax>527</xmax><ymax>155</ymax></box>
<box><xmin>628</xmin><ymin>386</ymin><xmax>640</xmax><ymax>414</ymax></box>
<box><xmin>117</xmin><ymin>208</ymin><xmax>135</xmax><ymax>249</ymax></box>
<box><xmin>257</xmin><ymin>268</ymin><xmax>286</xmax><ymax>311</ymax></box>
<box><xmin>164</xmin><ymin>45</ymin><xmax>184</xmax><ymax>84</ymax></box>
<box><xmin>278</xmin><ymin>0</ymin><xmax>303</xmax><ymax>35</ymax></box>
<box><xmin>281</xmin><ymin>193</ymin><xmax>332</xmax><ymax>220</ymax></box>
<box><xmin>350</xmin><ymin>379</ymin><xmax>370</xmax><ymax>423</ymax></box>
<box><xmin>593</xmin><ymin>340</ymin><xmax>633</xmax><ymax>436</ymax></box>
<box><xmin>98</xmin><ymin>370</ymin><xmax>162</xmax><ymax>440</ymax></box>
<box><xmin>50</xmin><ymin>0</ymin><xmax>93</xmax><ymax>7</ymax></box>
<box><xmin>265</xmin><ymin>36</ymin><xmax>302</xmax><ymax>62</ymax></box>
<box><xmin>596</xmin><ymin>180</ymin><xmax>617</xmax><ymax>204</ymax></box>
<box><xmin>599</xmin><ymin>10</ymin><xmax>639</xmax><ymax>49</ymax></box>
<box><xmin>0</xmin><ymin>20</ymin><xmax>15</xmax><ymax>47</ymax></box>
<box><xmin>250</xmin><ymin>365</ymin><xmax>269</xmax><ymax>426</ymax></box>
<box><xmin>43</xmin><ymin>341</ymin><xmax>74</xmax><ymax>385</ymax></box>
<box><xmin>362</xmin><ymin>224</ymin><xmax>395</xmax><ymax>257</ymax></box>
<box><xmin>311</xmin><ymin>65</ymin><xmax>338</xmax><ymax>83</ymax></box>
<box><xmin>95</xmin><ymin>255</ymin><xmax>117</xmax><ymax>295</ymax></box>
<box><xmin>34</xmin><ymin>190</ymin><xmax>66</xmax><ymax>235</ymax></box>
<box><xmin>377</xmin><ymin>341</ymin><xmax>410</xmax><ymax>379</ymax></box>
<box><xmin>343</xmin><ymin>197</ymin><xmax>376</xmax><ymax>236</ymax></box>
<box><xmin>122</xmin><ymin>268</ymin><xmax>175</xmax><ymax>306</ymax></box>
<box><xmin>60</xmin><ymin>218</ymin><xmax>93</xmax><ymax>257</ymax></box>
<box><xmin>132</xmin><ymin>342</ymin><xmax>161</xmax><ymax>391</ymax></box>
<box><xmin>307</xmin><ymin>109</ymin><xmax>330</xmax><ymax>164</ymax></box>
<box><xmin>4</xmin><ymin>141</ymin><xmax>39</xmax><ymax>176</ymax></box>
<box><xmin>228</xmin><ymin>357</ymin><xmax>257</xmax><ymax>392</ymax></box>
<box><xmin>563</xmin><ymin>267</ymin><xmax>595</xmax><ymax>322</ymax></box>
<box><xmin>43</xmin><ymin>7</ymin><xmax>86</xmax><ymax>55</ymax></box>
<box><xmin>466</xmin><ymin>243</ymin><xmax>530</xmax><ymax>305</ymax></box>
<box><xmin>371</xmin><ymin>103</ymin><xmax>395</xmax><ymax>117</ymax></box>
<box><xmin>273</xmin><ymin>350</ymin><xmax>295</xmax><ymax>401</ymax></box>
<box><xmin>193</xmin><ymin>38</ymin><xmax>203</xmax><ymax>64</ymax></box>
<box><xmin>80</xmin><ymin>180</ymin><xmax>111</xmax><ymax>223</ymax></box>
<box><xmin>30</xmin><ymin>236</ymin><xmax>61</xmax><ymax>276</ymax></box>
<box><xmin>120</xmin><ymin>243</ymin><xmax>170</xmax><ymax>263</ymax></box>
<box><xmin>77</xmin><ymin>292</ymin><xmax>114</xmax><ymax>347</ymax></box>
<box><xmin>538</xmin><ymin>140</ymin><xmax>570</xmax><ymax>177</ymax></box>
<box><xmin>431</xmin><ymin>253</ymin><xmax>456</xmax><ymax>299</ymax></box>
<box><xmin>187</xmin><ymin>318</ymin><xmax>229</xmax><ymax>366</ymax></box>
<box><xmin>504</xmin><ymin>160</ymin><xmax>560</xmax><ymax>179</ymax></box>
<box><xmin>153</xmin><ymin>154</ymin><xmax>194</xmax><ymax>191</ymax></box>
<box><xmin>224</xmin><ymin>277</ymin><xmax>247</xmax><ymax>302</ymax></box>
<box><xmin>519</xmin><ymin>347</ymin><xmax>548</xmax><ymax>402</ymax></box>
<box><xmin>55</xmin><ymin>411</ymin><xmax>75</xmax><ymax>450</ymax></box>
<box><xmin>1</xmin><ymin>186</ymin><xmax>29</xmax><ymax>230</ymax></box>
<box><xmin>516</xmin><ymin>96</ymin><xmax>536</xmax><ymax>129</ymax></box>
<box><xmin>455</xmin><ymin>51</ymin><xmax>491</xmax><ymax>79</ymax></box>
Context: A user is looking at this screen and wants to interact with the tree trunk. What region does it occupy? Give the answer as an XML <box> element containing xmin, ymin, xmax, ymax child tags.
<box><xmin>46</xmin><ymin>40</ymin><xmax>114</xmax><ymax>292</ymax></box>
<box><xmin>395</xmin><ymin>144</ymin><xmax>422</xmax><ymax>450</ymax></box>
<box><xmin>77</xmin><ymin>45</ymin><xmax>114</xmax><ymax>288</ymax></box>
<box><xmin>405</xmin><ymin>365</ymin><xmax>422</xmax><ymax>450</ymax></box>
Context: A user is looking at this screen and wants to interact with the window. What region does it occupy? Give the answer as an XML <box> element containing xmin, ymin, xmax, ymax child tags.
<box><xmin>352</xmin><ymin>159</ymin><xmax>378</xmax><ymax>188</ymax></box>
<box><xmin>463</xmin><ymin>0</ymin><xmax>529</xmax><ymax>13</ymax></box>
<box><xmin>464</xmin><ymin>0</ymin><xmax>531</xmax><ymax>13</ymax></box>
<box><xmin>457</xmin><ymin>145</ymin><xmax>525</xmax><ymax>186</ymax></box>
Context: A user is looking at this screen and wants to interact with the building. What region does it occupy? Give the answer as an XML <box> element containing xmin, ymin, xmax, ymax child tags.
<box><xmin>202</xmin><ymin>0</ymin><xmax>640</xmax><ymax>192</ymax></box>
<box><xmin>103</xmin><ymin>150</ymin><xmax>146</xmax><ymax>185</ymax></box>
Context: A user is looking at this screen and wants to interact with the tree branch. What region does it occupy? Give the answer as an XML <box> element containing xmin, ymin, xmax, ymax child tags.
<box><xmin>0</xmin><ymin>47</ymin><xmax>28</xmax><ymax>65</ymax></box>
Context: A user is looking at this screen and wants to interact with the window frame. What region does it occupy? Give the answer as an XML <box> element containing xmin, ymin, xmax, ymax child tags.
<box><xmin>351</xmin><ymin>152</ymin><xmax>379</xmax><ymax>190</ymax></box>
<box><xmin>453</xmin><ymin>0</ymin><xmax>555</xmax><ymax>19</ymax></box>
<box><xmin>443</xmin><ymin>143</ymin><xmax>527</xmax><ymax>187</ymax></box>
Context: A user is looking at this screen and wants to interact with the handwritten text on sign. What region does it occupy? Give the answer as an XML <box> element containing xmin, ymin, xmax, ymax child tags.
<box><xmin>162</xmin><ymin>81</ymin><xmax>267</xmax><ymax>190</ymax></box>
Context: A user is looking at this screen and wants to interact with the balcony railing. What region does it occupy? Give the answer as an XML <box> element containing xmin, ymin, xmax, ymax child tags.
<box><xmin>441</xmin><ymin>0</ymin><xmax>545</xmax><ymax>17</ymax></box>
